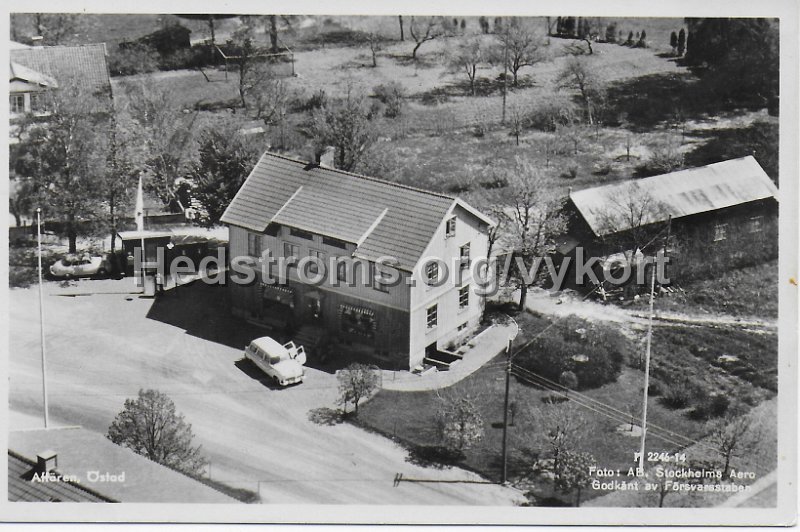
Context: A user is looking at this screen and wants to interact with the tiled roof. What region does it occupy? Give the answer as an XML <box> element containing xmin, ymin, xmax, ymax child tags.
<box><xmin>570</xmin><ymin>156</ymin><xmax>779</xmax><ymax>236</ymax></box>
<box><xmin>8</xmin><ymin>450</ymin><xmax>114</xmax><ymax>502</ymax></box>
<box><xmin>9</xmin><ymin>428</ymin><xmax>234</xmax><ymax>503</ymax></box>
<box><xmin>10</xmin><ymin>61</ymin><xmax>57</xmax><ymax>87</ymax></box>
<box><xmin>10</xmin><ymin>43</ymin><xmax>111</xmax><ymax>96</ymax></box>
<box><xmin>221</xmin><ymin>152</ymin><xmax>467</xmax><ymax>271</ymax></box>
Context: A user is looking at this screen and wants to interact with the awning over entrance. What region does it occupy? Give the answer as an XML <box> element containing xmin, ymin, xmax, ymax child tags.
<box><xmin>339</xmin><ymin>303</ymin><xmax>374</xmax><ymax>318</ymax></box>
<box><xmin>260</xmin><ymin>283</ymin><xmax>294</xmax><ymax>304</ymax></box>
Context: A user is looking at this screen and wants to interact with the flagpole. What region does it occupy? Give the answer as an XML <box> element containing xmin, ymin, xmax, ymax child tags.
<box><xmin>37</xmin><ymin>208</ymin><xmax>50</xmax><ymax>428</ymax></box>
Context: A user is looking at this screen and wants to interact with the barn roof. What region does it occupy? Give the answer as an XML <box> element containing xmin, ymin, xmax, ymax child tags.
<box><xmin>570</xmin><ymin>156</ymin><xmax>778</xmax><ymax>237</ymax></box>
<box><xmin>10</xmin><ymin>43</ymin><xmax>111</xmax><ymax>96</ymax></box>
<box><xmin>221</xmin><ymin>152</ymin><xmax>492</xmax><ymax>271</ymax></box>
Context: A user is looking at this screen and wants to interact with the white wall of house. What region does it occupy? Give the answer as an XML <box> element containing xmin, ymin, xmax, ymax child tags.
<box><xmin>408</xmin><ymin>204</ymin><xmax>489</xmax><ymax>368</ymax></box>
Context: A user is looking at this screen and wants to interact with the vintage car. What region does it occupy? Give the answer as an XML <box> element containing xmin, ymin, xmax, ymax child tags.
<box><xmin>49</xmin><ymin>254</ymin><xmax>110</xmax><ymax>279</ymax></box>
<box><xmin>244</xmin><ymin>336</ymin><xmax>307</xmax><ymax>387</ymax></box>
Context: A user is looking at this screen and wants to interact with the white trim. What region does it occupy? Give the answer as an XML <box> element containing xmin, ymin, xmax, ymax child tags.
<box><xmin>270</xmin><ymin>185</ymin><xmax>304</xmax><ymax>223</ymax></box>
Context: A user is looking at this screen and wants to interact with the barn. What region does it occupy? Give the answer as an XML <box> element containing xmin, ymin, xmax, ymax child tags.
<box><xmin>563</xmin><ymin>156</ymin><xmax>779</xmax><ymax>286</ymax></box>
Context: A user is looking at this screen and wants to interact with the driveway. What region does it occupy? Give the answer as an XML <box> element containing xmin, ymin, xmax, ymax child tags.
<box><xmin>8</xmin><ymin>278</ymin><xmax>523</xmax><ymax>505</ymax></box>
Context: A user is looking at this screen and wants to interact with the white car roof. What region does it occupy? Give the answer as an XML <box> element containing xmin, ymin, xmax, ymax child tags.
<box><xmin>250</xmin><ymin>336</ymin><xmax>288</xmax><ymax>357</ymax></box>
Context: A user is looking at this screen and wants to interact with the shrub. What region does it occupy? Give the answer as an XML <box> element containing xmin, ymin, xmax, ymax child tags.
<box><xmin>647</xmin><ymin>380</ymin><xmax>664</xmax><ymax>397</ymax></box>
<box><xmin>566</xmin><ymin>165</ymin><xmax>578</xmax><ymax>179</ymax></box>
<box><xmin>559</xmin><ymin>371</ymin><xmax>579</xmax><ymax>390</ymax></box>
<box><xmin>157</xmin><ymin>47</ymin><xmax>209</xmax><ymax>71</ymax></box>
<box><xmin>639</xmin><ymin>140</ymin><xmax>685</xmax><ymax>176</ymax></box>
<box><xmin>373</xmin><ymin>82</ymin><xmax>406</xmax><ymax>118</ymax></box>
<box><xmin>526</xmin><ymin>96</ymin><xmax>579</xmax><ymax>132</ymax></box>
<box><xmin>661</xmin><ymin>380</ymin><xmax>692</xmax><ymax>409</ymax></box>
<box><xmin>108</xmin><ymin>45</ymin><xmax>159</xmax><ymax>76</ymax></box>
<box><xmin>515</xmin><ymin>317</ymin><xmax>628</xmax><ymax>390</ymax></box>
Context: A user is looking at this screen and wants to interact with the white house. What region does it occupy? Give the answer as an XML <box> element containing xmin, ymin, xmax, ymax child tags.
<box><xmin>221</xmin><ymin>151</ymin><xmax>494</xmax><ymax>370</ymax></box>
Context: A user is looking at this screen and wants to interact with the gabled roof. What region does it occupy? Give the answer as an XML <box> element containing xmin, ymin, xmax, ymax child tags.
<box><xmin>8</xmin><ymin>450</ymin><xmax>114</xmax><ymax>502</ymax></box>
<box><xmin>570</xmin><ymin>156</ymin><xmax>779</xmax><ymax>237</ymax></box>
<box><xmin>10</xmin><ymin>43</ymin><xmax>111</xmax><ymax>96</ymax></box>
<box><xmin>222</xmin><ymin>152</ymin><xmax>492</xmax><ymax>271</ymax></box>
<box><xmin>10</xmin><ymin>428</ymin><xmax>234</xmax><ymax>503</ymax></box>
<box><xmin>10</xmin><ymin>61</ymin><xmax>57</xmax><ymax>87</ymax></box>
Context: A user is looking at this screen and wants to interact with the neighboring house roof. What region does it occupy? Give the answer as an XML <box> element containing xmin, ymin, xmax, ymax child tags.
<box><xmin>221</xmin><ymin>152</ymin><xmax>493</xmax><ymax>271</ymax></box>
<box><xmin>8</xmin><ymin>450</ymin><xmax>114</xmax><ymax>502</ymax></box>
<box><xmin>570</xmin><ymin>156</ymin><xmax>779</xmax><ymax>237</ymax></box>
<box><xmin>10</xmin><ymin>43</ymin><xmax>112</xmax><ymax>96</ymax></box>
<box><xmin>10</xmin><ymin>41</ymin><xmax>33</xmax><ymax>49</ymax></box>
<box><xmin>9</xmin><ymin>428</ymin><xmax>234</xmax><ymax>503</ymax></box>
<box><xmin>10</xmin><ymin>61</ymin><xmax>57</xmax><ymax>87</ymax></box>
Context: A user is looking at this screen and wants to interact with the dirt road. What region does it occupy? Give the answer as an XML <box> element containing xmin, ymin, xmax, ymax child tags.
<box><xmin>9</xmin><ymin>279</ymin><xmax>524</xmax><ymax>505</ymax></box>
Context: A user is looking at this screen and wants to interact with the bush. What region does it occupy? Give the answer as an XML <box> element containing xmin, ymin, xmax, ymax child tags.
<box><xmin>108</xmin><ymin>45</ymin><xmax>159</xmax><ymax>76</ymax></box>
<box><xmin>373</xmin><ymin>82</ymin><xmax>406</xmax><ymax>118</ymax></box>
<box><xmin>157</xmin><ymin>47</ymin><xmax>210</xmax><ymax>71</ymax></box>
<box><xmin>525</xmin><ymin>96</ymin><xmax>579</xmax><ymax>132</ymax></box>
<box><xmin>566</xmin><ymin>165</ymin><xmax>578</xmax><ymax>179</ymax></box>
<box><xmin>647</xmin><ymin>380</ymin><xmax>664</xmax><ymax>397</ymax></box>
<box><xmin>515</xmin><ymin>317</ymin><xmax>628</xmax><ymax>390</ymax></box>
<box><xmin>638</xmin><ymin>140</ymin><xmax>685</xmax><ymax>176</ymax></box>
<box><xmin>661</xmin><ymin>380</ymin><xmax>692</xmax><ymax>409</ymax></box>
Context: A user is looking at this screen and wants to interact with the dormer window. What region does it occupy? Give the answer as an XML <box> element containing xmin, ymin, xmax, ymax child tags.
<box><xmin>445</xmin><ymin>217</ymin><xmax>456</xmax><ymax>238</ymax></box>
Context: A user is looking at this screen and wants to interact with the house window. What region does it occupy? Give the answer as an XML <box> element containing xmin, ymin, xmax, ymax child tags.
<box><xmin>308</xmin><ymin>249</ymin><xmax>325</xmax><ymax>274</ymax></box>
<box><xmin>10</xmin><ymin>94</ymin><xmax>25</xmax><ymax>114</ymax></box>
<box><xmin>323</xmin><ymin>236</ymin><xmax>347</xmax><ymax>249</ymax></box>
<box><xmin>459</xmin><ymin>285</ymin><xmax>470</xmax><ymax>309</ymax></box>
<box><xmin>283</xmin><ymin>242</ymin><xmax>299</xmax><ymax>265</ymax></box>
<box><xmin>30</xmin><ymin>92</ymin><xmax>46</xmax><ymax>113</ymax></box>
<box><xmin>425</xmin><ymin>262</ymin><xmax>439</xmax><ymax>284</ymax></box>
<box><xmin>374</xmin><ymin>268</ymin><xmax>391</xmax><ymax>293</ymax></box>
<box><xmin>247</xmin><ymin>232</ymin><xmax>262</xmax><ymax>257</ymax></box>
<box><xmin>340</xmin><ymin>305</ymin><xmax>376</xmax><ymax>339</ymax></box>
<box><xmin>290</xmin><ymin>227</ymin><xmax>314</xmax><ymax>240</ymax></box>
<box><xmin>337</xmin><ymin>261</ymin><xmax>348</xmax><ymax>283</ymax></box>
<box><xmin>713</xmin><ymin>222</ymin><xmax>728</xmax><ymax>242</ymax></box>
<box><xmin>445</xmin><ymin>217</ymin><xmax>457</xmax><ymax>238</ymax></box>
<box><xmin>426</xmin><ymin>304</ymin><xmax>438</xmax><ymax>329</ymax></box>
<box><xmin>460</xmin><ymin>243</ymin><xmax>471</xmax><ymax>270</ymax></box>
<box><xmin>749</xmin><ymin>216</ymin><xmax>763</xmax><ymax>233</ymax></box>
<box><xmin>457</xmin><ymin>322</ymin><xmax>468</xmax><ymax>331</ymax></box>
<box><xmin>265</xmin><ymin>224</ymin><xmax>281</xmax><ymax>236</ymax></box>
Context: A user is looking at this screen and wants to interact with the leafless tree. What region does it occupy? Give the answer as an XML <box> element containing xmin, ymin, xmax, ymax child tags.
<box><xmin>531</xmin><ymin>401</ymin><xmax>589</xmax><ymax>481</ymax></box>
<box><xmin>707</xmin><ymin>408</ymin><xmax>762</xmax><ymax>478</ymax></box>
<box><xmin>435</xmin><ymin>392</ymin><xmax>484</xmax><ymax>453</ymax></box>
<box><xmin>593</xmin><ymin>183</ymin><xmax>671</xmax><ymax>255</ymax></box>
<box><xmin>367</xmin><ymin>33</ymin><xmax>383</xmax><ymax>67</ymax></box>
<box><xmin>556</xmin><ymin>56</ymin><xmax>605</xmax><ymax>125</ymax></box>
<box><xmin>494</xmin><ymin>19</ymin><xmax>545</xmax><ymax>87</ymax></box>
<box><xmin>498</xmin><ymin>157</ymin><xmax>567</xmax><ymax>310</ymax></box>
<box><xmin>447</xmin><ymin>37</ymin><xmax>486</xmax><ymax>96</ymax></box>
<box><xmin>409</xmin><ymin>17</ymin><xmax>443</xmax><ymax>60</ymax></box>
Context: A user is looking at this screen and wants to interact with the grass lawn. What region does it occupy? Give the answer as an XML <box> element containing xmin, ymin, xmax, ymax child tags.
<box><xmin>650</xmin><ymin>324</ymin><xmax>778</xmax><ymax>396</ymax></box>
<box><xmin>357</xmin><ymin>309</ymin><xmax>711</xmax><ymax>504</ymax></box>
<box><xmin>639</xmin><ymin>260</ymin><xmax>779</xmax><ymax>320</ymax></box>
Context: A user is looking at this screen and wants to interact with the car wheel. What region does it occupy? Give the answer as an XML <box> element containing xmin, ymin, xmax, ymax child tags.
<box><xmin>98</xmin><ymin>268</ymin><xmax>108</xmax><ymax>278</ymax></box>
<box><xmin>273</xmin><ymin>376</ymin><xmax>281</xmax><ymax>386</ymax></box>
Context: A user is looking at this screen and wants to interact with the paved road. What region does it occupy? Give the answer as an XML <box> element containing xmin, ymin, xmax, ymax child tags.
<box><xmin>9</xmin><ymin>279</ymin><xmax>523</xmax><ymax>506</ymax></box>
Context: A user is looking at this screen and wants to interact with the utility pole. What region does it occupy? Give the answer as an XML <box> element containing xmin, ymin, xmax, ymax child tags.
<box><xmin>37</xmin><ymin>208</ymin><xmax>49</xmax><ymax>428</ymax></box>
<box><xmin>637</xmin><ymin>258</ymin><xmax>656</xmax><ymax>473</ymax></box>
<box><xmin>501</xmin><ymin>337</ymin><xmax>512</xmax><ymax>483</ymax></box>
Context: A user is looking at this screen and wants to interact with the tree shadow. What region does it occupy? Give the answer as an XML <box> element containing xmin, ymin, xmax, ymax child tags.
<box><xmin>405</xmin><ymin>445</ymin><xmax>463</xmax><ymax>469</ymax></box>
<box><xmin>605</xmin><ymin>72</ymin><xmax>716</xmax><ymax>131</ymax></box>
<box><xmin>307</xmin><ymin>407</ymin><xmax>345</xmax><ymax>426</ymax></box>
<box><xmin>683</xmin><ymin>122</ymin><xmax>779</xmax><ymax>184</ymax></box>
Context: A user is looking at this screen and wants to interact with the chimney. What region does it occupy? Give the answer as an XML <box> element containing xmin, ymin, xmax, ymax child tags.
<box><xmin>31</xmin><ymin>36</ymin><xmax>44</xmax><ymax>47</ymax></box>
<box><xmin>319</xmin><ymin>146</ymin><xmax>336</xmax><ymax>168</ymax></box>
<box><xmin>36</xmin><ymin>450</ymin><xmax>58</xmax><ymax>474</ymax></box>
